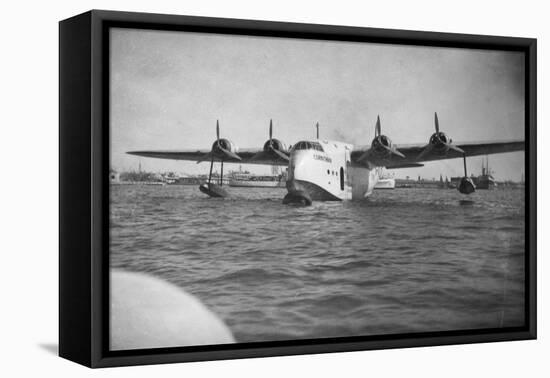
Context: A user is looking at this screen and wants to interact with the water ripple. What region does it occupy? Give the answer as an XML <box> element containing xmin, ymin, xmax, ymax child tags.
<box><xmin>110</xmin><ymin>185</ymin><xmax>525</xmax><ymax>343</ymax></box>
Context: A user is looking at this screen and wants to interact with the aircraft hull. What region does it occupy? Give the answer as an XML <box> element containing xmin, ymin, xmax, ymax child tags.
<box><xmin>286</xmin><ymin>179</ymin><xmax>342</xmax><ymax>201</ymax></box>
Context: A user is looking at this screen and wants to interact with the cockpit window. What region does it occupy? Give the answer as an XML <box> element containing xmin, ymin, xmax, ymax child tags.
<box><xmin>291</xmin><ymin>141</ymin><xmax>324</xmax><ymax>152</ymax></box>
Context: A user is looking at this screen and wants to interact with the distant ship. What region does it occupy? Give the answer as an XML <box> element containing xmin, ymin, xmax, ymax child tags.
<box><xmin>374</xmin><ymin>177</ymin><xmax>396</xmax><ymax>189</ymax></box>
<box><xmin>228</xmin><ymin>175</ymin><xmax>286</xmax><ymax>188</ymax></box>
<box><xmin>375</xmin><ymin>171</ymin><xmax>396</xmax><ymax>189</ymax></box>
<box><xmin>228</xmin><ymin>167</ymin><xmax>286</xmax><ymax>188</ymax></box>
<box><xmin>473</xmin><ymin>156</ymin><xmax>497</xmax><ymax>189</ymax></box>
<box><xmin>449</xmin><ymin>156</ymin><xmax>497</xmax><ymax>190</ymax></box>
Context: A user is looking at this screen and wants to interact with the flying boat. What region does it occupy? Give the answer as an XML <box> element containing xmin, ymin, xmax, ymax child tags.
<box><xmin>127</xmin><ymin>113</ymin><xmax>525</xmax><ymax>205</ymax></box>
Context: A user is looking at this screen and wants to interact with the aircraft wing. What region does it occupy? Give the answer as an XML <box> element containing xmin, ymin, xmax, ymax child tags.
<box><xmin>127</xmin><ymin>148</ymin><xmax>289</xmax><ymax>166</ymax></box>
<box><xmin>350</xmin><ymin>139</ymin><xmax>525</xmax><ymax>168</ymax></box>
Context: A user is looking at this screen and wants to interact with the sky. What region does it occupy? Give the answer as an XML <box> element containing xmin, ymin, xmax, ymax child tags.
<box><xmin>110</xmin><ymin>28</ymin><xmax>525</xmax><ymax>181</ymax></box>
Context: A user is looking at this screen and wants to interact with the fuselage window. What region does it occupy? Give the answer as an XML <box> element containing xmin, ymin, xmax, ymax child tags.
<box><xmin>291</xmin><ymin>141</ymin><xmax>325</xmax><ymax>152</ymax></box>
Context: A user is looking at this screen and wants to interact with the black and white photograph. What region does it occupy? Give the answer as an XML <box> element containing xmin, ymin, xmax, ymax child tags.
<box><xmin>107</xmin><ymin>26</ymin><xmax>527</xmax><ymax>352</ymax></box>
<box><xmin>4</xmin><ymin>0</ymin><xmax>548</xmax><ymax>375</ymax></box>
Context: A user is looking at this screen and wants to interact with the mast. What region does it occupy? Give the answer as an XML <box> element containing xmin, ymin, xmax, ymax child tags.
<box><xmin>316</xmin><ymin>122</ymin><xmax>319</xmax><ymax>139</ymax></box>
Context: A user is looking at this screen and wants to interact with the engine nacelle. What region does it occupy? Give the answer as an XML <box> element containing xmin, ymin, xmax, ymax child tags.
<box><xmin>263</xmin><ymin>138</ymin><xmax>287</xmax><ymax>154</ymax></box>
<box><xmin>212</xmin><ymin>138</ymin><xmax>238</xmax><ymax>155</ymax></box>
<box><xmin>429</xmin><ymin>131</ymin><xmax>452</xmax><ymax>154</ymax></box>
<box><xmin>371</xmin><ymin>135</ymin><xmax>393</xmax><ymax>157</ymax></box>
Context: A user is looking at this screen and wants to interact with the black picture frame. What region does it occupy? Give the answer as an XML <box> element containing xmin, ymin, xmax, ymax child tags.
<box><xmin>59</xmin><ymin>9</ymin><xmax>537</xmax><ymax>368</ymax></box>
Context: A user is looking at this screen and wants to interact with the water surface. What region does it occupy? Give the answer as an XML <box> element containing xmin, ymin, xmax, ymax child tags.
<box><xmin>110</xmin><ymin>185</ymin><xmax>525</xmax><ymax>343</ymax></box>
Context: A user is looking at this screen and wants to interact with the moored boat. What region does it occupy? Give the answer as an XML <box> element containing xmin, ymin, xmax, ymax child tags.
<box><xmin>374</xmin><ymin>175</ymin><xmax>396</xmax><ymax>189</ymax></box>
<box><xmin>229</xmin><ymin>174</ymin><xmax>285</xmax><ymax>188</ymax></box>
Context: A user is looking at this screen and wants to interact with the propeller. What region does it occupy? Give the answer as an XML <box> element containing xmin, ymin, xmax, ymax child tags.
<box><xmin>197</xmin><ymin>120</ymin><xmax>242</xmax><ymax>163</ymax></box>
<box><xmin>250</xmin><ymin>119</ymin><xmax>289</xmax><ymax>162</ymax></box>
<box><xmin>268</xmin><ymin>120</ymin><xmax>290</xmax><ymax>161</ymax></box>
<box><xmin>417</xmin><ymin>113</ymin><xmax>464</xmax><ymax>161</ymax></box>
<box><xmin>358</xmin><ymin>115</ymin><xmax>405</xmax><ymax>162</ymax></box>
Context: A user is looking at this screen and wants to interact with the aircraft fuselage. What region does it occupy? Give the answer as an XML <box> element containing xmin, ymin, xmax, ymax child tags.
<box><xmin>286</xmin><ymin>139</ymin><xmax>380</xmax><ymax>202</ymax></box>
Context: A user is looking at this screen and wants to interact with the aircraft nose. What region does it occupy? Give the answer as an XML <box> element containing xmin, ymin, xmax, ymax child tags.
<box><xmin>288</xmin><ymin>151</ymin><xmax>306</xmax><ymax>181</ymax></box>
<box><xmin>284</xmin><ymin>155</ymin><xmax>313</xmax><ymax>205</ymax></box>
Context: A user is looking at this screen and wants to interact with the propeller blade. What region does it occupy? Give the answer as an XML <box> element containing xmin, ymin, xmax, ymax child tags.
<box><xmin>434</xmin><ymin>112</ymin><xmax>439</xmax><ymax>133</ymax></box>
<box><xmin>250</xmin><ymin>148</ymin><xmax>289</xmax><ymax>162</ymax></box>
<box><xmin>391</xmin><ymin>147</ymin><xmax>406</xmax><ymax>159</ymax></box>
<box><xmin>219</xmin><ymin>147</ymin><xmax>242</xmax><ymax>161</ymax></box>
<box><xmin>416</xmin><ymin>144</ymin><xmax>434</xmax><ymax>161</ymax></box>
<box><xmin>375</xmin><ymin>115</ymin><xmax>381</xmax><ymax>137</ymax></box>
<box><xmin>377</xmin><ymin>144</ymin><xmax>405</xmax><ymax>159</ymax></box>
<box><xmin>447</xmin><ymin>144</ymin><xmax>465</xmax><ymax>154</ymax></box>
<box><xmin>270</xmin><ymin>146</ymin><xmax>289</xmax><ymax>161</ymax></box>
<box><xmin>216</xmin><ymin>120</ymin><xmax>220</xmax><ymax>143</ymax></box>
<box><xmin>196</xmin><ymin>151</ymin><xmax>213</xmax><ymax>164</ymax></box>
<box><xmin>269</xmin><ymin>119</ymin><xmax>273</xmax><ymax>142</ymax></box>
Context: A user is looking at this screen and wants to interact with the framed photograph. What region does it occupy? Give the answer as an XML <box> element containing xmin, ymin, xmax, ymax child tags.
<box><xmin>59</xmin><ymin>10</ymin><xmax>536</xmax><ymax>368</ymax></box>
